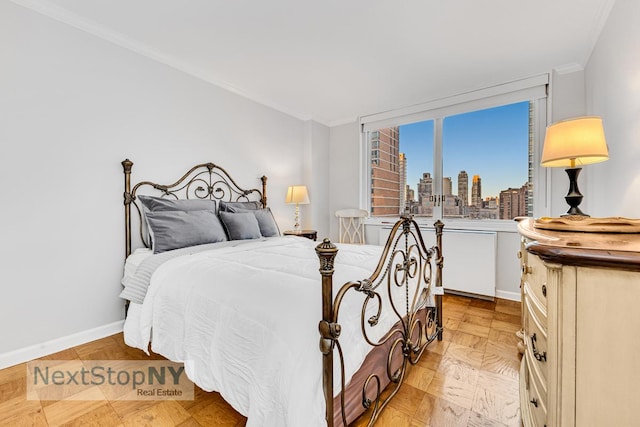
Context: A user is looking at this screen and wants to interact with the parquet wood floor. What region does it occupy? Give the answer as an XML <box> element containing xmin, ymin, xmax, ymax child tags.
<box><xmin>0</xmin><ymin>294</ymin><xmax>521</xmax><ymax>426</ymax></box>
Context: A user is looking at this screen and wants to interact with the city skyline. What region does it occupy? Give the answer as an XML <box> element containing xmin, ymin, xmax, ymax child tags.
<box><xmin>399</xmin><ymin>101</ymin><xmax>530</xmax><ymax>199</ymax></box>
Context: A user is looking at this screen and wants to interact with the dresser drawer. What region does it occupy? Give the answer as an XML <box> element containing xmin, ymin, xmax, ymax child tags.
<box><xmin>524</xmin><ymin>292</ymin><xmax>548</xmax><ymax>387</ymax></box>
<box><xmin>526</xmin><ymin>356</ymin><xmax>548</xmax><ymax>427</ymax></box>
<box><xmin>522</xmin><ymin>254</ymin><xmax>547</xmax><ymax>309</ymax></box>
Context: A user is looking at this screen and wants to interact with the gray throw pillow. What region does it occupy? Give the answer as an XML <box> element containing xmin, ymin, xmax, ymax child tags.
<box><xmin>138</xmin><ymin>195</ymin><xmax>217</xmax><ymax>212</ymax></box>
<box><xmin>219</xmin><ymin>200</ymin><xmax>262</xmax><ymax>212</ymax></box>
<box><xmin>219</xmin><ymin>211</ymin><xmax>262</xmax><ymax>240</ymax></box>
<box><xmin>145</xmin><ymin>210</ymin><xmax>227</xmax><ymax>253</ymax></box>
<box><xmin>225</xmin><ymin>206</ymin><xmax>280</xmax><ymax>237</ymax></box>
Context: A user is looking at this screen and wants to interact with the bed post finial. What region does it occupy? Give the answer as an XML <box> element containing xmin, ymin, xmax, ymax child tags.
<box><xmin>433</xmin><ymin>219</ymin><xmax>444</xmax><ymax>341</ymax></box>
<box><xmin>316</xmin><ymin>238</ymin><xmax>338</xmax><ymax>427</ymax></box>
<box><xmin>122</xmin><ymin>159</ymin><xmax>133</xmax><ymax>259</ymax></box>
<box><xmin>260</xmin><ymin>175</ymin><xmax>267</xmax><ymax>208</ymax></box>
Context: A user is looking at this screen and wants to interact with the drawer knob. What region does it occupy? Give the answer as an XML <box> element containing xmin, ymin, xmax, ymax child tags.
<box><xmin>530</xmin><ymin>397</ymin><xmax>538</xmax><ymax>407</ymax></box>
<box><xmin>522</xmin><ymin>264</ymin><xmax>532</xmax><ymax>275</ymax></box>
<box><xmin>530</xmin><ymin>333</ymin><xmax>547</xmax><ymax>362</ymax></box>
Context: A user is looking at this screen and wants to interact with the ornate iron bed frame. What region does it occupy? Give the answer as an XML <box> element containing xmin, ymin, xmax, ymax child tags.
<box><xmin>121</xmin><ymin>159</ymin><xmax>444</xmax><ymax>426</ymax></box>
<box><xmin>317</xmin><ymin>216</ymin><xmax>443</xmax><ymax>427</ymax></box>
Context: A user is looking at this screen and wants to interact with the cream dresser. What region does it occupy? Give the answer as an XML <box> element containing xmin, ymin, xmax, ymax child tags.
<box><xmin>517</xmin><ymin>218</ymin><xmax>640</xmax><ymax>427</ymax></box>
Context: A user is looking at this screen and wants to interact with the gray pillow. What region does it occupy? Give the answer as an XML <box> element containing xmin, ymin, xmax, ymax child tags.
<box><xmin>138</xmin><ymin>196</ymin><xmax>218</xmax><ymax>248</ymax></box>
<box><xmin>145</xmin><ymin>210</ymin><xmax>227</xmax><ymax>253</ymax></box>
<box><xmin>225</xmin><ymin>206</ymin><xmax>280</xmax><ymax>237</ymax></box>
<box><xmin>219</xmin><ymin>211</ymin><xmax>262</xmax><ymax>240</ymax></box>
<box><xmin>138</xmin><ymin>195</ymin><xmax>217</xmax><ymax>212</ymax></box>
<box><xmin>219</xmin><ymin>200</ymin><xmax>262</xmax><ymax>212</ymax></box>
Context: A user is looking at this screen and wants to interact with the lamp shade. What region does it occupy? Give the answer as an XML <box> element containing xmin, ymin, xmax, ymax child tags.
<box><xmin>541</xmin><ymin>116</ymin><xmax>609</xmax><ymax>168</ymax></box>
<box><xmin>285</xmin><ymin>185</ymin><xmax>310</xmax><ymax>204</ymax></box>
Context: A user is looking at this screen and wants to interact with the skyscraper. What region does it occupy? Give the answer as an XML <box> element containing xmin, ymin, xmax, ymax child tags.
<box><xmin>399</xmin><ymin>152</ymin><xmax>407</xmax><ymax>213</ymax></box>
<box><xmin>370</xmin><ymin>127</ymin><xmax>400</xmax><ymax>216</ymax></box>
<box><xmin>458</xmin><ymin>170</ymin><xmax>468</xmax><ymax>206</ymax></box>
<box><xmin>471</xmin><ymin>175</ymin><xmax>482</xmax><ymax>207</ymax></box>
<box><xmin>417</xmin><ymin>172</ymin><xmax>433</xmax><ymax>216</ymax></box>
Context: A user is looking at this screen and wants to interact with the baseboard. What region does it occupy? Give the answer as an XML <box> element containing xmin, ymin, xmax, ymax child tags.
<box><xmin>495</xmin><ymin>289</ymin><xmax>521</xmax><ymax>302</ymax></box>
<box><xmin>0</xmin><ymin>320</ymin><xmax>124</xmax><ymax>370</ymax></box>
<box><xmin>444</xmin><ymin>289</ymin><xmax>495</xmax><ymax>301</ymax></box>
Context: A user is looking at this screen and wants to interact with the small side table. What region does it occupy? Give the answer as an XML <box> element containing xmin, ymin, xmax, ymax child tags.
<box><xmin>283</xmin><ymin>229</ymin><xmax>318</xmax><ymax>241</ymax></box>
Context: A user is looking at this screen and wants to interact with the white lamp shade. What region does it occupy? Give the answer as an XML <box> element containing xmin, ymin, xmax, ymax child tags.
<box><xmin>285</xmin><ymin>185</ymin><xmax>310</xmax><ymax>204</ymax></box>
<box><xmin>541</xmin><ymin>116</ymin><xmax>609</xmax><ymax>167</ymax></box>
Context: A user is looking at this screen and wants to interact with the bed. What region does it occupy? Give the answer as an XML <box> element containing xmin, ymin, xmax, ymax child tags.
<box><xmin>120</xmin><ymin>159</ymin><xmax>444</xmax><ymax>427</ymax></box>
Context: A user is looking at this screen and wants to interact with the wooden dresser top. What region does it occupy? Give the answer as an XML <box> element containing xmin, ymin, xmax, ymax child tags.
<box><xmin>517</xmin><ymin>217</ymin><xmax>640</xmax><ymax>271</ymax></box>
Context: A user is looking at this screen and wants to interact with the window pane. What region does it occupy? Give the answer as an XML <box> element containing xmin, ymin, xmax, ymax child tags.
<box><xmin>369</xmin><ymin>122</ymin><xmax>434</xmax><ymax>217</ymax></box>
<box><xmin>442</xmin><ymin>101</ymin><xmax>532</xmax><ymax>220</ymax></box>
<box><xmin>370</xmin><ymin>127</ymin><xmax>401</xmax><ymax>216</ymax></box>
<box><xmin>400</xmin><ymin>121</ymin><xmax>435</xmax><ymax>217</ymax></box>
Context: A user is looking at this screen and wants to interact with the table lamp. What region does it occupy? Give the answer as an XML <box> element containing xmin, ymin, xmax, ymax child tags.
<box><xmin>541</xmin><ymin>116</ymin><xmax>608</xmax><ymax>217</ymax></box>
<box><xmin>285</xmin><ymin>185</ymin><xmax>310</xmax><ymax>231</ymax></box>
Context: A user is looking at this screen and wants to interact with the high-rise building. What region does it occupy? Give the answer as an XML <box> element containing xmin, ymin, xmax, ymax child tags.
<box><xmin>406</xmin><ymin>185</ymin><xmax>414</xmax><ymax>203</ymax></box>
<box><xmin>370</xmin><ymin>127</ymin><xmax>400</xmax><ymax>216</ymax></box>
<box><xmin>443</xmin><ymin>177</ymin><xmax>452</xmax><ymax>196</ymax></box>
<box><xmin>458</xmin><ymin>171</ymin><xmax>469</xmax><ymax>206</ymax></box>
<box><xmin>405</xmin><ymin>185</ymin><xmax>415</xmax><ymax>214</ymax></box>
<box><xmin>417</xmin><ymin>172</ymin><xmax>433</xmax><ymax>216</ymax></box>
<box><xmin>499</xmin><ymin>183</ymin><xmax>529</xmax><ymax>219</ymax></box>
<box><xmin>471</xmin><ymin>175</ymin><xmax>482</xmax><ymax>207</ymax></box>
<box><xmin>399</xmin><ymin>152</ymin><xmax>407</xmax><ymax>213</ymax></box>
<box><xmin>527</xmin><ymin>102</ymin><xmax>534</xmax><ymax>216</ymax></box>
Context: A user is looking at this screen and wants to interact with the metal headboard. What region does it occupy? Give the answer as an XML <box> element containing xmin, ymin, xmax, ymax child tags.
<box><xmin>122</xmin><ymin>159</ymin><xmax>267</xmax><ymax>258</ymax></box>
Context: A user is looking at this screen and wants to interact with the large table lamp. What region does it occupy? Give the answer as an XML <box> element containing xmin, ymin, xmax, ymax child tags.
<box><xmin>285</xmin><ymin>185</ymin><xmax>310</xmax><ymax>231</ymax></box>
<box><xmin>540</xmin><ymin>116</ymin><xmax>608</xmax><ymax>217</ymax></box>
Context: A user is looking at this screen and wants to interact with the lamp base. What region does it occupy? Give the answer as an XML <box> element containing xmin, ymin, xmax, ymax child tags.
<box><xmin>293</xmin><ymin>203</ymin><xmax>301</xmax><ymax>231</ymax></box>
<box><xmin>563</xmin><ymin>167</ymin><xmax>589</xmax><ymax>217</ymax></box>
<box><xmin>561</xmin><ymin>209</ymin><xmax>588</xmax><ymax>217</ymax></box>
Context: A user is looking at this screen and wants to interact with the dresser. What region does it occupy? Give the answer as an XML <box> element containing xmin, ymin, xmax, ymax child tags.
<box><xmin>517</xmin><ymin>218</ymin><xmax>640</xmax><ymax>427</ymax></box>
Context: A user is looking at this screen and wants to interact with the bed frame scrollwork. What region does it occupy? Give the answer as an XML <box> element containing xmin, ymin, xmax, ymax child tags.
<box><xmin>316</xmin><ymin>216</ymin><xmax>444</xmax><ymax>427</ymax></box>
<box><xmin>122</xmin><ymin>159</ymin><xmax>267</xmax><ymax>258</ymax></box>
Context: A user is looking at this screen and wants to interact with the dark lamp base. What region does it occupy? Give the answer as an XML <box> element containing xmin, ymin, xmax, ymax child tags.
<box><xmin>563</xmin><ymin>167</ymin><xmax>589</xmax><ymax>217</ymax></box>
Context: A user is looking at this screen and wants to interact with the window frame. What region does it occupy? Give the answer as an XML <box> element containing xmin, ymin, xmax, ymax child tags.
<box><xmin>359</xmin><ymin>75</ymin><xmax>550</xmax><ymax>232</ymax></box>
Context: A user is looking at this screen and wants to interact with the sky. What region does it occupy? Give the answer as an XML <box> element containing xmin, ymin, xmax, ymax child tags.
<box><xmin>399</xmin><ymin>101</ymin><xmax>530</xmax><ymax>200</ymax></box>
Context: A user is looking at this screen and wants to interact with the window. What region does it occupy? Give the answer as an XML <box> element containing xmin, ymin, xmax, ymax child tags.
<box><xmin>362</xmin><ymin>75</ymin><xmax>548</xmax><ymax>224</ymax></box>
<box><xmin>441</xmin><ymin>101</ymin><xmax>532</xmax><ymax>220</ymax></box>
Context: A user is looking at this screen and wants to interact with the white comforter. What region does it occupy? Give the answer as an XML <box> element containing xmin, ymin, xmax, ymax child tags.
<box><xmin>124</xmin><ymin>236</ymin><xmax>390</xmax><ymax>427</ymax></box>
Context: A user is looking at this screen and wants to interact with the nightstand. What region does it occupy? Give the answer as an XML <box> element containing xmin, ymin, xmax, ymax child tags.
<box><xmin>283</xmin><ymin>230</ymin><xmax>317</xmax><ymax>241</ymax></box>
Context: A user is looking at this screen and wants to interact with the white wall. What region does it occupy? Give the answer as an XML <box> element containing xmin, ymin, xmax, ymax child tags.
<box><xmin>584</xmin><ymin>0</ymin><xmax>640</xmax><ymax>218</ymax></box>
<box><xmin>303</xmin><ymin>120</ymin><xmax>331</xmax><ymax>239</ymax></box>
<box><xmin>328</xmin><ymin>122</ymin><xmax>361</xmax><ymax>242</ymax></box>
<box><xmin>0</xmin><ymin>3</ymin><xmax>305</xmax><ymax>360</ymax></box>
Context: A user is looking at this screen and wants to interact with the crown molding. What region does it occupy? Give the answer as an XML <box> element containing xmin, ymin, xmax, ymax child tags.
<box><xmin>553</xmin><ymin>63</ymin><xmax>584</xmax><ymax>75</ymax></box>
<box><xmin>10</xmin><ymin>0</ymin><xmax>316</xmax><ymax>124</ymax></box>
<box><xmin>582</xmin><ymin>0</ymin><xmax>617</xmax><ymax>65</ymax></box>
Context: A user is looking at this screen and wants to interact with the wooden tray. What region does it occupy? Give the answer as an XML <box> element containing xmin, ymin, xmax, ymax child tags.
<box><xmin>534</xmin><ymin>216</ymin><xmax>640</xmax><ymax>233</ymax></box>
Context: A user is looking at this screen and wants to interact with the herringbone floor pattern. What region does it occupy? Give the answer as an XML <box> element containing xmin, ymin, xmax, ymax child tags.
<box><xmin>0</xmin><ymin>294</ymin><xmax>522</xmax><ymax>426</ymax></box>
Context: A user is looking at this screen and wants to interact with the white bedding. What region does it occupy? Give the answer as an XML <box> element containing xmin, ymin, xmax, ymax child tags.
<box><xmin>124</xmin><ymin>236</ymin><xmax>392</xmax><ymax>427</ymax></box>
<box><xmin>122</xmin><ymin>247</ymin><xmax>152</xmax><ymax>281</ymax></box>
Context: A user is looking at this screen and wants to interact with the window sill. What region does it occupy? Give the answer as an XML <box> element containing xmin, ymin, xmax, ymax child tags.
<box><xmin>364</xmin><ymin>217</ymin><xmax>521</xmax><ymax>233</ymax></box>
